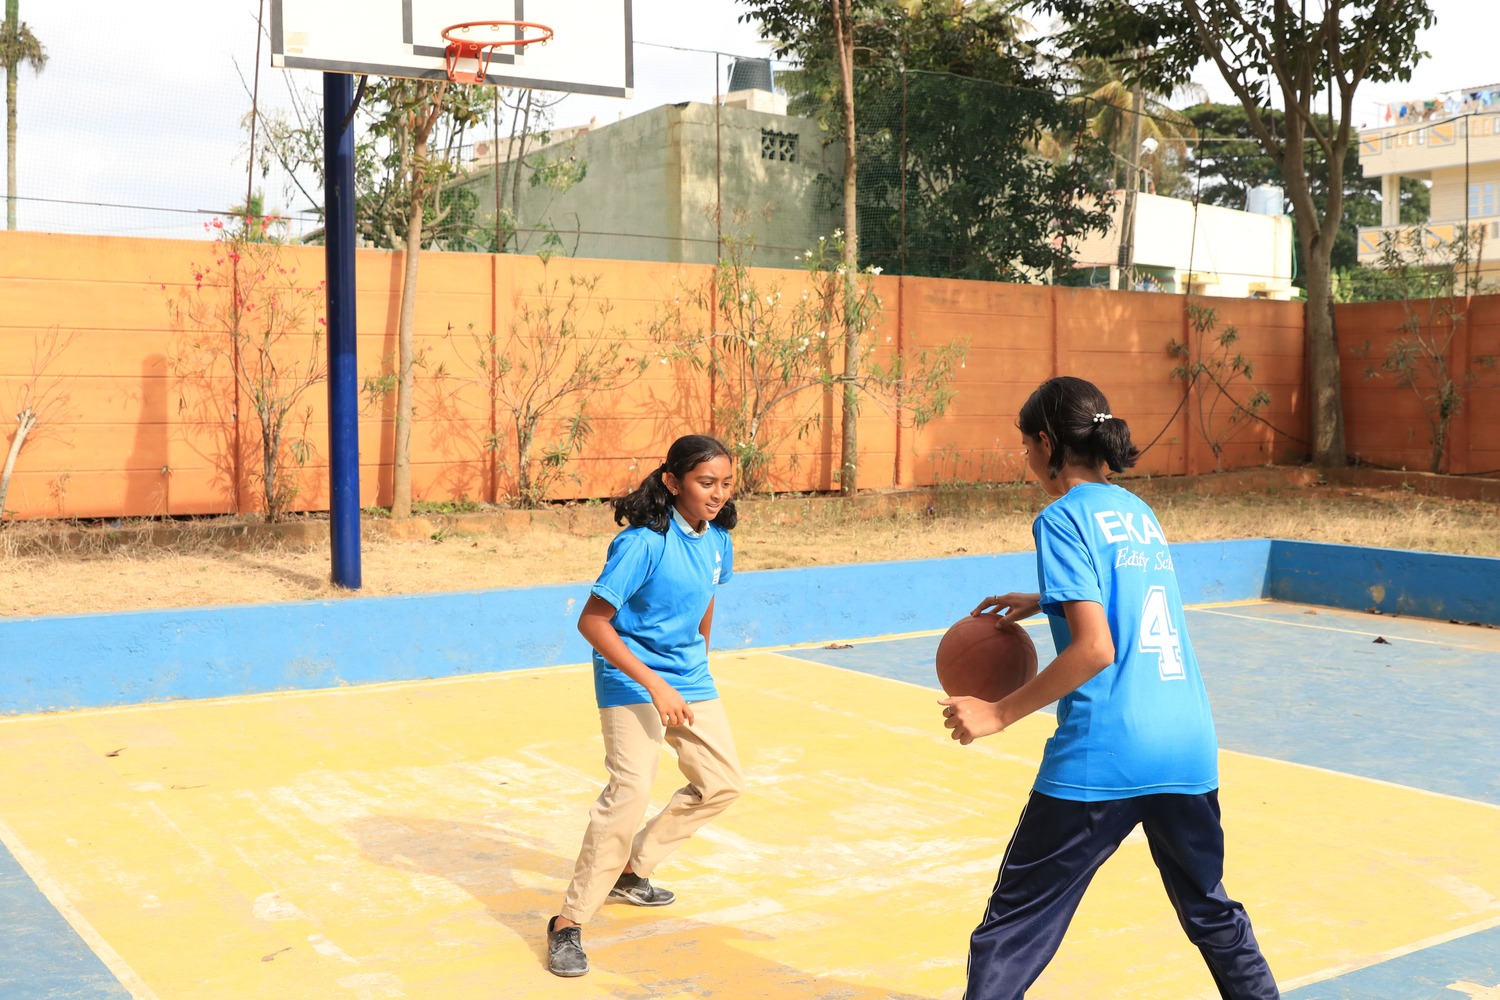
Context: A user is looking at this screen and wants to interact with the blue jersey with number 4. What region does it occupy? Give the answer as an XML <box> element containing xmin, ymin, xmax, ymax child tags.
<box><xmin>1032</xmin><ymin>482</ymin><xmax>1218</xmax><ymax>801</ymax></box>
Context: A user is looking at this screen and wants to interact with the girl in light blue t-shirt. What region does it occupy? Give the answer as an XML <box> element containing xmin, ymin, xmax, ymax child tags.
<box><xmin>545</xmin><ymin>435</ymin><xmax>742</xmax><ymax>979</ymax></box>
<box><xmin>941</xmin><ymin>377</ymin><xmax>1279</xmax><ymax>1000</ymax></box>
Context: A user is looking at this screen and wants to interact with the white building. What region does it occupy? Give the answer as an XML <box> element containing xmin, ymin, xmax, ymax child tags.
<box><xmin>1069</xmin><ymin>190</ymin><xmax>1298</xmax><ymax>299</ymax></box>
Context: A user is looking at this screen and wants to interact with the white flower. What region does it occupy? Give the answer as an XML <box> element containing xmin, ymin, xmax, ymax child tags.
<box><xmin>818</xmin><ymin>330</ymin><xmax>827</xmax><ymax>339</ymax></box>
<box><xmin>868</xmin><ymin>266</ymin><xmax>883</xmax><ymax>275</ymax></box>
<box><xmin>660</xmin><ymin>358</ymin><xmax>669</xmax><ymax>365</ymax></box>
<box><xmin>740</xmin><ymin>294</ymin><xmax>749</xmax><ymax>303</ymax></box>
<box><xmin>960</xmin><ymin>362</ymin><xmax>966</xmax><ymax>369</ymax></box>
<box><xmin>885</xmin><ymin>336</ymin><xmax>892</xmax><ymax>343</ymax></box>
<box><xmin>765</xmin><ymin>296</ymin><xmax>774</xmax><ymax>306</ymax></box>
<box><xmin>747</xmin><ymin>337</ymin><xmax>758</xmax><ymax>347</ymax></box>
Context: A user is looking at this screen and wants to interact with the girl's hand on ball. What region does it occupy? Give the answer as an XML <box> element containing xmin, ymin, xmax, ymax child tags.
<box><xmin>971</xmin><ymin>592</ymin><xmax>1041</xmax><ymax>624</ymax></box>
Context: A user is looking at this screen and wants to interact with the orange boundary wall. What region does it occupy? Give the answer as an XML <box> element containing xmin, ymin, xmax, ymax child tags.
<box><xmin>1</xmin><ymin>231</ymin><xmax>1487</xmax><ymax>521</ymax></box>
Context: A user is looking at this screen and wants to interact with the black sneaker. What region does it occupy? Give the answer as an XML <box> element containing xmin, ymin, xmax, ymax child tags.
<box><xmin>546</xmin><ymin>916</ymin><xmax>588</xmax><ymax>977</ymax></box>
<box><xmin>609</xmin><ymin>872</ymin><xmax>676</xmax><ymax>907</ymax></box>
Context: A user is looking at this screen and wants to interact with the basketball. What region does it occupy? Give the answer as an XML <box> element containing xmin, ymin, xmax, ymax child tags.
<box><xmin>935</xmin><ymin>614</ymin><xmax>1038</xmax><ymax>702</ymax></box>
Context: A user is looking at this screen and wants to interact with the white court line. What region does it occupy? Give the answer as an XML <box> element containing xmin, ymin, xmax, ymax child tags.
<box><xmin>1192</xmin><ymin>606</ymin><xmax>1499</xmax><ymax>651</ymax></box>
<box><xmin>0</xmin><ymin>817</ymin><xmax>160</xmax><ymax>1000</ymax></box>
<box><xmin>1277</xmin><ymin>912</ymin><xmax>1500</xmax><ymax>991</ymax></box>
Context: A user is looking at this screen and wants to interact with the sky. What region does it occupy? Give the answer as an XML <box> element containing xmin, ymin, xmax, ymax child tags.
<box><xmin>5</xmin><ymin>0</ymin><xmax>1493</xmax><ymax>240</ymax></box>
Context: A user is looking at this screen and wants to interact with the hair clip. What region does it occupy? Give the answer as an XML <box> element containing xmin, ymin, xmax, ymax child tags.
<box><xmin>1092</xmin><ymin>412</ymin><xmax>1112</xmax><ymax>424</ymax></box>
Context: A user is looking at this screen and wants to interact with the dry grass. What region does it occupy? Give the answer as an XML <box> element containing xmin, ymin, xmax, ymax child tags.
<box><xmin>2</xmin><ymin>476</ymin><xmax>1497</xmax><ymax>619</ymax></box>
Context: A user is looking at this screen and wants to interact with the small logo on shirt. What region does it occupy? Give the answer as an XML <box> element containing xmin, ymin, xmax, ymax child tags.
<box><xmin>712</xmin><ymin>551</ymin><xmax>722</xmax><ymax>585</ymax></box>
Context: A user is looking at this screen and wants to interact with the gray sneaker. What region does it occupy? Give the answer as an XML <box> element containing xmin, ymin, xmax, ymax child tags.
<box><xmin>609</xmin><ymin>871</ymin><xmax>676</xmax><ymax>907</ymax></box>
<box><xmin>546</xmin><ymin>916</ymin><xmax>588</xmax><ymax>977</ymax></box>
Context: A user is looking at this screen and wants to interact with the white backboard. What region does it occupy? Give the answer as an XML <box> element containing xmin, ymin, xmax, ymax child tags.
<box><xmin>271</xmin><ymin>0</ymin><xmax>632</xmax><ymax>97</ymax></box>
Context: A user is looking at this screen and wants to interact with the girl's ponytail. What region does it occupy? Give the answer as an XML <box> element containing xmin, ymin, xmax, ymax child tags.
<box><xmin>612</xmin><ymin>435</ymin><xmax>737</xmax><ymax>533</ymax></box>
<box><xmin>1018</xmin><ymin>377</ymin><xmax>1139</xmax><ymax>476</ymax></box>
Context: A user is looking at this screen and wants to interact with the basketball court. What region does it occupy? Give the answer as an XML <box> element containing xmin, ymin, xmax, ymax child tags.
<box><xmin>1</xmin><ymin>596</ymin><xmax>1496</xmax><ymax>999</ymax></box>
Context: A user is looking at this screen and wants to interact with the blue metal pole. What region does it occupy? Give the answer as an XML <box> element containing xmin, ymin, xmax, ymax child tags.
<box><xmin>323</xmin><ymin>73</ymin><xmax>362</xmax><ymax>589</ymax></box>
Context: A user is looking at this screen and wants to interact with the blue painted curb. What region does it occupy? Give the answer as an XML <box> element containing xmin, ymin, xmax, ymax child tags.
<box><xmin>1269</xmin><ymin>540</ymin><xmax>1500</xmax><ymax>625</ymax></box>
<box><xmin>2</xmin><ymin>539</ymin><xmax>1493</xmax><ymax>715</ymax></box>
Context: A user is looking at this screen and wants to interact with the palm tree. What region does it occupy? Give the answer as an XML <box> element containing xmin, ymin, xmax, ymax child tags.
<box><xmin>1045</xmin><ymin>55</ymin><xmax>1202</xmax><ymax>196</ymax></box>
<box><xmin>1</xmin><ymin>0</ymin><xmax>47</xmax><ymax>230</ymax></box>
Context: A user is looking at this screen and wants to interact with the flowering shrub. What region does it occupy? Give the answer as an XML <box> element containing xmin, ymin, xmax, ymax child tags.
<box><xmin>168</xmin><ymin>215</ymin><xmax>327</xmax><ymax>521</ymax></box>
<box><xmin>667</xmin><ymin>227</ymin><xmax>963</xmax><ymax>494</ymax></box>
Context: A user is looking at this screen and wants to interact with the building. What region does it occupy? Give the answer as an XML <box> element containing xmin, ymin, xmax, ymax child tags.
<box><xmin>1356</xmin><ymin>83</ymin><xmax>1500</xmax><ymax>279</ymax></box>
<box><xmin>1068</xmin><ymin>190</ymin><xmax>1298</xmax><ymax>299</ymax></box>
<box><xmin>455</xmin><ymin>60</ymin><xmax>840</xmax><ymax>268</ymax></box>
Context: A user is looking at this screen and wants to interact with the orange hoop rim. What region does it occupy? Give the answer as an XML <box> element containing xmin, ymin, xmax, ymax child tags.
<box><xmin>441</xmin><ymin>20</ymin><xmax>554</xmax><ymax>49</ymax></box>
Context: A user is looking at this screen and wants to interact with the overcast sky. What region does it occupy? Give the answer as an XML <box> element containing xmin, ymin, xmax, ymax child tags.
<box><xmin>7</xmin><ymin>0</ymin><xmax>1491</xmax><ymax>240</ymax></box>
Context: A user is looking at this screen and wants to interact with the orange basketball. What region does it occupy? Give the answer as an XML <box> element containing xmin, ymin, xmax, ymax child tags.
<box><xmin>935</xmin><ymin>614</ymin><xmax>1038</xmax><ymax>702</ymax></box>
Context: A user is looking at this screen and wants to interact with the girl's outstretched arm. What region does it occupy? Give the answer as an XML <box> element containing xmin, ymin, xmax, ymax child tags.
<box><xmin>578</xmin><ymin>594</ymin><xmax>695</xmax><ymax>727</ymax></box>
<box><xmin>941</xmin><ymin>599</ymin><xmax>1114</xmax><ymax>745</ymax></box>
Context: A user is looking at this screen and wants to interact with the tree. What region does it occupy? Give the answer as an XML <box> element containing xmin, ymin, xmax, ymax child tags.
<box><xmin>1183</xmin><ymin>102</ymin><xmax>1429</xmax><ymax>274</ymax></box>
<box><xmin>253</xmin><ymin>79</ymin><xmax>492</xmax><ymax>517</ymax></box>
<box><xmin>1</xmin><ymin>0</ymin><xmax>46</xmax><ymax>230</ymax></box>
<box><xmin>742</xmin><ymin>0</ymin><xmax>1114</xmax><ymax>490</ymax></box>
<box><xmin>1044</xmin><ymin>0</ymin><xmax>1436</xmax><ymax>468</ymax></box>
<box><xmin>0</xmin><ymin>327</ymin><xmax>74</xmax><ymax>519</ymax></box>
<box><xmin>1356</xmin><ymin>225</ymin><xmax>1495</xmax><ymax>472</ymax></box>
<box><xmin>667</xmin><ymin>227</ymin><xmax>962</xmax><ymax>495</ymax></box>
<box><xmin>169</xmin><ymin>216</ymin><xmax>328</xmax><ymax>523</ymax></box>
<box><xmin>740</xmin><ymin>0</ymin><xmax>871</xmax><ymax>494</ymax></box>
<box><xmin>1051</xmin><ymin>55</ymin><xmax>1203</xmax><ymax>199</ymax></box>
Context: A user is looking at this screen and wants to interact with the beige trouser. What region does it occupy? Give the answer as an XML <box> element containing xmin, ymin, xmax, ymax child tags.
<box><xmin>560</xmin><ymin>698</ymin><xmax>743</xmax><ymax>925</ymax></box>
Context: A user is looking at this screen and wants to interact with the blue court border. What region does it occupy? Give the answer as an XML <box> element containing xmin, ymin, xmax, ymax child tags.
<box><xmin>0</xmin><ymin>540</ymin><xmax>1496</xmax><ymax>715</ymax></box>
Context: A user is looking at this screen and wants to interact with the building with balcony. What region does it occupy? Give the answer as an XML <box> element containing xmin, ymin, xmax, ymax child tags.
<box><xmin>1356</xmin><ymin>83</ymin><xmax>1500</xmax><ymax>278</ymax></box>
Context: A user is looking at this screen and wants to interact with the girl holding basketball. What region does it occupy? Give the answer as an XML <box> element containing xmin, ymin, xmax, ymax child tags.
<box><xmin>940</xmin><ymin>376</ymin><xmax>1279</xmax><ymax>999</ymax></box>
<box><xmin>546</xmin><ymin>434</ymin><xmax>744</xmax><ymax>978</ymax></box>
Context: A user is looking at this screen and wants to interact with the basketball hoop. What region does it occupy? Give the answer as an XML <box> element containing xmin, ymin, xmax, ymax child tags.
<box><xmin>442</xmin><ymin>20</ymin><xmax>554</xmax><ymax>84</ymax></box>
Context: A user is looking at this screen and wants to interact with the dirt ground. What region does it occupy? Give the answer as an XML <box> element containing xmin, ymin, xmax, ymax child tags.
<box><xmin>2</xmin><ymin>469</ymin><xmax>1498</xmax><ymax>618</ymax></box>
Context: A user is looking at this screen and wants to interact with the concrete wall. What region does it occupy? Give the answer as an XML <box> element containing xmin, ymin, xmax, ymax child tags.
<box><xmin>3</xmin><ymin>229</ymin><xmax>1497</xmax><ymax>521</ymax></box>
<box><xmin>457</xmin><ymin>102</ymin><xmax>839</xmax><ymax>268</ymax></box>
<box><xmin>1337</xmin><ymin>294</ymin><xmax>1500</xmax><ymax>475</ymax></box>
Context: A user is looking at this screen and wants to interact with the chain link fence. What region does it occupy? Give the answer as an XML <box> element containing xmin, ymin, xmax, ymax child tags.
<box><xmin>8</xmin><ymin>27</ymin><xmax>1470</xmax><ymax>296</ymax></box>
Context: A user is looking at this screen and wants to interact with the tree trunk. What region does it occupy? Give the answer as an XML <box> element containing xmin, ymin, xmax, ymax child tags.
<box><xmin>1301</xmin><ymin>248</ymin><xmax>1346</xmax><ymax>467</ymax></box>
<box><xmin>0</xmin><ymin>405</ymin><xmax>35</xmax><ymax>517</ymax></box>
<box><xmin>1115</xmin><ymin>84</ymin><xmax>1145</xmax><ymax>290</ymax></box>
<box><xmin>832</xmin><ymin>0</ymin><xmax>860</xmax><ymax>497</ymax></box>
<box><xmin>5</xmin><ymin>0</ymin><xmax>18</xmax><ymax>231</ymax></box>
<box><xmin>391</xmin><ymin>82</ymin><xmax>446</xmax><ymax>518</ymax></box>
<box><xmin>1279</xmin><ymin>105</ymin><xmax>1347</xmax><ymax>469</ymax></box>
<box><xmin>392</xmin><ymin>195</ymin><xmax>423</xmax><ymax>519</ymax></box>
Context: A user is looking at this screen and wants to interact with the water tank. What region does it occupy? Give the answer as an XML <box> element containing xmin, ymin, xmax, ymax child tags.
<box><xmin>727</xmin><ymin>57</ymin><xmax>774</xmax><ymax>93</ymax></box>
<box><xmin>1246</xmin><ymin>184</ymin><xmax>1285</xmax><ymax>215</ymax></box>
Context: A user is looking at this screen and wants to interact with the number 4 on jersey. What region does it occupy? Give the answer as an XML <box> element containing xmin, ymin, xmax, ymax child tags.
<box><xmin>1139</xmin><ymin>586</ymin><xmax>1185</xmax><ymax>680</ymax></box>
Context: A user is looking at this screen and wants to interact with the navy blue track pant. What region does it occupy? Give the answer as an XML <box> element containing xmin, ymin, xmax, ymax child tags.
<box><xmin>965</xmin><ymin>790</ymin><xmax>1279</xmax><ymax>1000</ymax></box>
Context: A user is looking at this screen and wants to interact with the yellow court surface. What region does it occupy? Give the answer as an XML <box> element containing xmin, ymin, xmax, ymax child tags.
<box><xmin>1</xmin><ymin>618</ymin><xmax>1498</xmax><ymax>999</ymax></box>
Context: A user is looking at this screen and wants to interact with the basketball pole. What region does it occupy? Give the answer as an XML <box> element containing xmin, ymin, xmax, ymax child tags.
<box><xmin>323</xmin><ymin>72</ymin><xmax>362</xmax><ymax>590</ymax></box>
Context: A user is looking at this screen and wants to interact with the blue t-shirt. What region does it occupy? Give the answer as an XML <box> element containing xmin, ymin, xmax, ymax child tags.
<box><xmin>588</xmin><ymin>512</ymin><xmax>733</xmax><ymax>708</ymax></box>
<box><xmin>1031</xmin><ymin>482</ymin><xmax>1218</xmax><ymax>801</ymax></box>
